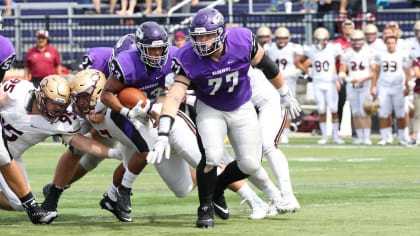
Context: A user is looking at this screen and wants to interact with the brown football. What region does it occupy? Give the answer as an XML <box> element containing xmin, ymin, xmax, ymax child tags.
<box><xmin>117</xmin><ymin>87</ymin><xmax>147</xmax><ymax>109</ymax></box>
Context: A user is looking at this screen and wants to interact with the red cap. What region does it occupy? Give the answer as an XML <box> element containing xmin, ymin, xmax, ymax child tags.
<box><xmin>174</xmin><ymin>31</ymin><xmax>186</xmax><ymax>40</ymax></box>
<box><xmin>36</xmin><ymin>29</ymin><xmax>49</xmax><ymax>38</ymax></box>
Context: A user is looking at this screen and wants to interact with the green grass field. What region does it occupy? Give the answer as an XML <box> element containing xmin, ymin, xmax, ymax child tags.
<box><xmin>1</xmin><ymin>137</ymin><xmax>420</xmax><ymax>236</ymax></box>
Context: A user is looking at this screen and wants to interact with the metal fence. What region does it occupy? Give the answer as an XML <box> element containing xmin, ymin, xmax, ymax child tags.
<box><xmin>1</xmin><ymin>4</ymin><xmax>419</xmax><ymax>69</ymax></box>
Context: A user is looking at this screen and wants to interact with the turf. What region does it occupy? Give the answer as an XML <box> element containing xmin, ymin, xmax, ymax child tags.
<box><xmin>1</xmin><ymin>138</ymin><xmax>419</xmax><ymax>236</ymax></box>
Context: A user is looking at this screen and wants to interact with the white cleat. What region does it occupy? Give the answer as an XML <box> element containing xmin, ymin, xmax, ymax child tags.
<box><xmin>280</xmin><ymin>136</ymin><xmax>289</xmax><ymax>144</ymax></box>
<box><xmin>377</xmin><ymin>139</ymin><xmax>387</xmax><ymax>146</ymax></box>
<box><xmin>317</xmin><ymin>138</ymin><xmax>328</xmax><ymax>145</ymax></box>
<box><xmin>242</xmin><ymin>199</ymin><xmax>269</xmax><ymax>220</ymax></box>
<box><xmin>333</xmin><ymin>138</ymin><xmax>345</xmax><ymax>144</ymax></box>
<box><xmin>386</xmin><ymin>136</ymin><xmax>394</xmax><ymax>144</ymax></box>
<box><xmin>363</xmin><ymin>139</ymin><xmax>372</xmax><ymax>145</ymax></box>
<box><xmin>353</xmin><ymin>138</ymin><xmax>363</xmax><ymax>144</ymax></box>
<box><xmin>278</xmin><ymin>193</ymin><xmax>301</xmax><ymax>214</ymax></box>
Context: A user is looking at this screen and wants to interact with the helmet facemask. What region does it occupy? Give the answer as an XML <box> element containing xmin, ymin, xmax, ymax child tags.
<box><xmin>190</xmin><ymin>26</ymin><xmax>224</xmax><ymax>57</ymax></box>
<box><xmin>138</xmin><ymin>41</ymin><xmax>169</xmax><ymax>68</ymax></box>
<box><xmin>38</xmin><ymin>90</ymin><xmax>69</xmax><ymax>123</ymax></box>
<box><xmin>70</xmin><ymin>69</ymin><xmax>106</xmax><ymax>116</ymax></box>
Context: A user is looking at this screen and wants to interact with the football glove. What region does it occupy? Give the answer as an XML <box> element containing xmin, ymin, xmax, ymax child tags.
<box><xmin>278</xmin><ymin>86</ymin><xmax>302</xmax><ymax>120</ymax></box>
<box><xmin>147</xmin><ymin>135</ymin><xmax>170</xmax><ymax>164</ymax></box>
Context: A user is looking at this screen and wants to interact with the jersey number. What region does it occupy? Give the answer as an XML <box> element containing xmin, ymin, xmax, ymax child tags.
<box><xmin>208</xmin><ymin>71</ymin><xmax>239</xmax><ymax>95</ymax></box>
<box><xmin>314</xmin><ymin>60</ymin><xmax>330</xmax><ymax>72</ymax></box>
<box><xmin>382</xmin><ymin>61</ymin><xmax>397</xmax><ymax>72</ymax></box>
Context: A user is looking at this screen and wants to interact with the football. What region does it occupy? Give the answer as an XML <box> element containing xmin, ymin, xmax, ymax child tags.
<box><xmin>118</xmin><ymin>87</ymin><xmax>147</xmax><ymax>109</ymax></box>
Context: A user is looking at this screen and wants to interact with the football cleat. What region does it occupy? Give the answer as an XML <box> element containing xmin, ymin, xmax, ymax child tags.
<box><xmin>117</xmin><ymin>185</ymin><xmax>132</xmax><ymax>213</ymax></box>
<box><xmin>279</xmin><ymin>193</ymin><xmax>301</xmax><ymax>213</ymax></box>
<box><xmin>196</xmin><ymin>204</ymin><xmax>214</xmax><ymax>228</ymax></box>
<box><xmin>280</xmin><ymin>136</ymin><xmax>289</xmax><ymax>144</ymax></box>
<box><xmin>317</xmin><ymin>138</ymin><xmax>328</xmax><ymax>145</ymax></box>
<box><xmin>333</xmin><ymin>138</ymin><xmax>345</xmax><ymax>144</ymax></box>
<box><xmin>100</xmin><ymin>194</ymin><xmax>132</xmax><ymax>222</ymax></box>
<box><xmin>23</xmin><ymin>198</ymin><xmax>57</xmax><ymax>224</ymax></box>
<box><xmin>242</xmin><ymin>199</ymin><xmax>268</xmax><ymax>220</ymax></box>
<box><xmin>377</xmin><ymin>139</ymin><xmax>387</xmax><ymax>146</ymax></box>
<box><xmin>212</xmin><ymin>194</ymin><xmax>229</xmax><ymax>220</ymax></box>
<box><xmin>353</xmin><ymin>138</ymin><xmax>363</xmax><ymax>145</ymax></box>
<box><xmin>363</xmin><ymin>139</ymin><xmax>372</xmax><ymax>145</ymax></box>
<box><xmin>42</xmin><ymin>183</ymin><xmax>52</xmax><ymax>198</ymax></box>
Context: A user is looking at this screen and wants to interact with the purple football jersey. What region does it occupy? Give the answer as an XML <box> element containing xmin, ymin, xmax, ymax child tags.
<box><xmin>81</xmin><ymin>47</ymin><xmax>113</xmax><ymax>78</ymax></box>
<box><xmin>0</xmin><ymin>35</ymin><xmax>16</xmax><ymax>79</ymax></box>
<box><xmin>173</xmin><ymin>27</ymin><xmax>254</xmax><ymax>111</ymax></box>
<box><xmin>110</xmin><ymin>46</ymin><xmax>178</xmax><ymax>102</ymax></box>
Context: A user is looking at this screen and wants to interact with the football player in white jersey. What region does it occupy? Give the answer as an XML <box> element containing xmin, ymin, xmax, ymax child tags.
<box><xmin>256</xmin><ymin>25</ymin><xmax>273</xmax><ymax>51</ymax></box>
<box><xmin>339</xmin><ymin>30</ymin><xmax>376</xmax><ymax>145</ymax></box>
<box><xmin>371</xmin><ymin>36</ymin><xmax>412</xmax><ymax>146</ymax></box>
<box><xmin>0</xmin><ymin>31</ymin><xmax>58</xmax><ymax>224</ymax></box>
<box><xmin>364</xmin><ymin>23</ymin><xmax>383</xmax><ymax>53</ymax></box>
<box><xmin>296</xmin><ymin>27</ymin><xmax>344</xmax><ymax>144</ymax></box>
<box><xmin>248</xmin><ymin>67</ymin><xmax>300</xmax><ymax>212</ymax></box>
<box><xmin>266</xmin><ymin>26</ymin><xmax>305</xmax><ymax>144</ymax></box>
<box><xmin>0</xmin><ymin>76</ymin><xmax>121</xmax><ymax>216</ymax></box>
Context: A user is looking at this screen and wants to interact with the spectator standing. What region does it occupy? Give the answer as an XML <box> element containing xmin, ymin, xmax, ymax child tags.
<box><xmin>23</xmin><ymin>29</ymin><xmax>62</xmax><ymax>88</ymax></box>
<box><xmin>1</xmin><ymin>0</ymin><xmax>12</xmax><ymax>16</ymax></box>
<box><xmin>173</xmin><ymin>30</ymin><xmax>187</xmax><ymax>48</ymax></box>
<box><xmin>334</xmin><ymin>19</ymin><xmax>354</xmax><ymax>130</ymax></box>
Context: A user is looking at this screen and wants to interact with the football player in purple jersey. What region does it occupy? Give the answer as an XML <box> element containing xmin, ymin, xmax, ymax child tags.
<box><xmin>148</xmin><ymin>8</ymin><xmax>300</xmax><ymax>228</ymax></box>
<box><xmin>41</xmin><ymin>34</ymin><xmax>138</xmax><ymax>220</ymax></box>
<box><xmin>0</xmin><ymin>24</ymin><xmax>58</xmax><ymax>224</ymax></box>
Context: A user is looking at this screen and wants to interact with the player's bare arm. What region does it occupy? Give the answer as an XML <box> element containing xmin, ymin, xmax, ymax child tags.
<box><xmin>101</xmin><ymin>75</ymin><xmax>126</xmax><ymax>113</ymax></box>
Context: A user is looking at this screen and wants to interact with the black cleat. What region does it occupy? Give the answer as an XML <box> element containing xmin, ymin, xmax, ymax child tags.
<box><xmin>117</xmin><ymin>185</ymin><xmax>132</xmax><ymax>213</ymax></box>
<box><xmin>42</xmin><ymin>183</ymin><xmax>52</xmax><ymax>198</ymax></box>
<box><xmin>196</xmin><ymin>204</ymin><xmax>214</xmax><ymax>228</ymax></box>
<box><xmin>212</xmin><ymin>194</ymin><xmax>229</xmax><ymax>220</ymax></box>
<box><xmin>100</xmin><ymin>194</ymin><xmax>132</xmax><ymax>222</ymax></box>
<box><xmin>23</xmin><ymin>199</ymin><xmax>57</xmax><ymax>224</ymax></box>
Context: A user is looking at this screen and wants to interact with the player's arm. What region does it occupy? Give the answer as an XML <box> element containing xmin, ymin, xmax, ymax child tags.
<box><xmin>100</xmin><ymin>75</ymin><xmax>126</xmax><ymax>113</ymax></box>
<box><xmin>62</xmin><ymin>133</ymin><xmax>120</xmax><ymax>159</ymax></box>
<box><xmin>294</xmin><ymin>55</ymin><xmax>310</xmax><ymax>74</ymax></box>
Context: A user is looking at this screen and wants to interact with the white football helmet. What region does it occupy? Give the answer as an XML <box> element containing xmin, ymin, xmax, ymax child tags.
<box><xmin>350</xmin><ymin>30</ymin><xmax>365</xmax><ymax>51</ymax></box>
<box><xmin>37</xmin><ymin>75</ymin><xmax>70</xmax><ymax>123</ymax></box>
<box><xmin>70</xmin><ymin>69</ymin><xmax>106</xmax><ymax>116</ymax></box>
<box><xmin>274</xmin><ymin>27</ymin><xmax>290</xmax><ymax>49</ymax></box>
<box><xmin>313</xmin><ymin>27</ymin><xmax>329</xmax><ymax>50</ymax></box>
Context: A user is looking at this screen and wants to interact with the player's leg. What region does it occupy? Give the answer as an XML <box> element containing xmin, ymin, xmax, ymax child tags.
<box><xmin>257</xmin><ymin>99</ymin><xmax>300</xmax><ymax>212</ymax></box>
<box><xmin>194</xmin><ymin>100</ymin><xmax>228</xmax><ymax>227</ymax></box>
<box><xmin>314</xmin><ymin>84</ymin><xmax>328</xmax><ymax>143</ymax></box>
<box><xmin>213</xmin><ymin>102</ymin><xmax>262</xmax><ymax>219</ymax></box>
<box><xmin>377</xmin><ymin>88</ymin><xmax>393</xmax><ymax>145</ymax></box>
<box><xmin>327</xmin><ymin>82</ymin><xmax>343</xmax><ymax>144</ymax></box>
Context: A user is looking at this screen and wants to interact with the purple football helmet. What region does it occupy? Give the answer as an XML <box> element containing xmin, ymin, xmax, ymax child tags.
<box><xmin>189</xmin><ymin>8</ymin><xmax>225</xmax><ymax>57</ymax></box>
<box><xmin>135</xmin><ymin>21</ymin><xmax>169</xmax><ymax>68</ymax></box>
<box><xmin>113</xmin><ymin>33</ymin><xmax>136</xmax><ymax>57</ymax></box>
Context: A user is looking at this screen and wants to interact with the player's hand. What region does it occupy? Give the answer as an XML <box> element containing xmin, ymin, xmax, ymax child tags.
<box><xmin>129</xmin><ymin>99</ymin><xmax>151</xmax><ymax>120</ymax></box>
<box><xmin>280</xmin><ymin>88</ymin><xmax>302</xmax><ymax>120</ymax></box>
<box><xmin>147</xmin><ymin>135</ymin><xmax>171</xmax><ymax>164</ymax></box>
<box><xmin>108</xmin><ymin>148</ymin><xmax>123</xmax><ymax>160</ymax></box>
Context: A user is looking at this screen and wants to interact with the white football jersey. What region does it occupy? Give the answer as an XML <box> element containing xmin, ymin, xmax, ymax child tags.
<box><xmin>266</xmin><ymin>42</ymin><xmax>304</xmax><ymax>78</ymax></box>
<box><xmin>341</xmin><ymin>46</ymin><xmax>375</xmax><ymax>83</ymax></box>
<box><xmin>375</xmin><ymin>49</ymin><xmax>411</xmax><ymax>87</ymax></box>
<box><xmin>304</xmin><ymin>43</ymin><xmax>342</xmax><ymax>83</ymax></box>
<box><xmin>0</xmin><ymin>79</ymin><xmax>81</xmax><ymax>158</ymax></box>
<box><xmin>404</xmin><ymin>37</ymin><xmax>420</xmax><ymax>61</ymax></box>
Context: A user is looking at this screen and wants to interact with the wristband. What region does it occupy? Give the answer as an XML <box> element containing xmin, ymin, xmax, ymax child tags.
<box><xmin>120</xmin><ymin>107</ymin><xmax>129</xmax><ymax>117</ymax></box>
<box><xmin>278</xmin><ymin>85</ymin><xmax>289</xmax><ymax>96</ymax></box>
<box><xmin>158</xmin><ymin>115</ymin><xmax>175</xmax><ymax>135</ymax></box>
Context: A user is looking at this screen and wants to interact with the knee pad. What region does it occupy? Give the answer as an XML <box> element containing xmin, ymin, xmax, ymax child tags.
<box><xmin>237</xmin><ymin>157</ymin><xmax>261</xmax><ymax>175</ymax></box>
<box><xmin>79</xmin><ymin>154</ymin><xmax>103</xmax><ymax>171</ymax></box>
